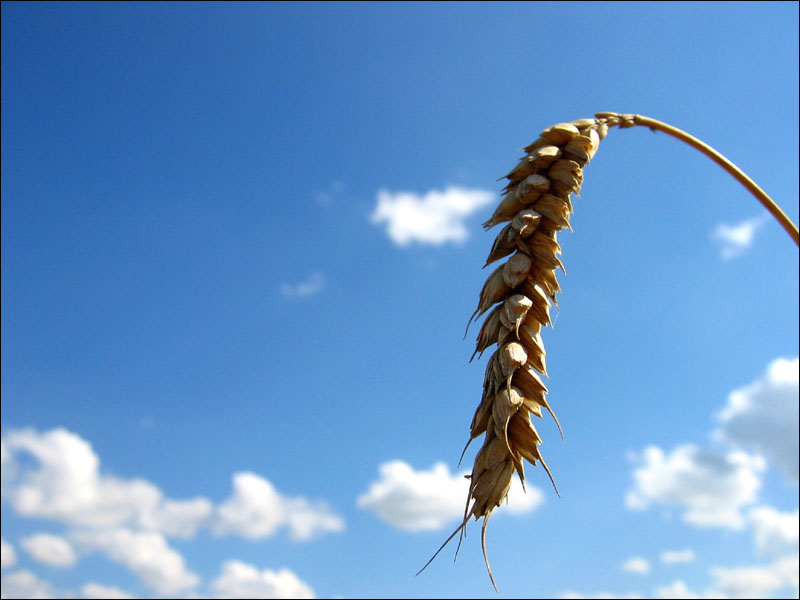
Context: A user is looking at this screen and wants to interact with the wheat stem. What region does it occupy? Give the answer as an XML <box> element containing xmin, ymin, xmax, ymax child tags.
<box><xmin>605</xmin><ymin>113</ymin><xmax>799</xmax><ymax>246</ymax></box>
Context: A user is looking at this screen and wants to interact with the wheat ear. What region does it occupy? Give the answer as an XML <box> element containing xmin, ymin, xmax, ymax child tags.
<box><xmin>419</xmin><ymin>113</ymin><xmax>798</xmax><ymax>592</ymax></box>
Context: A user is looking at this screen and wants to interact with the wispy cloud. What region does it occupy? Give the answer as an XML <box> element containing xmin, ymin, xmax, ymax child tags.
<box><xmin>653</xmin><ymin>579</ymin><xmax>719</xmax><ymax>598</ymax></box>
<box><xmin>80</xmin><ymin>582</ymin><xmax>134</xmax><ymax>599</ymax></box>
<box><xmin>0</xmin><ymin>537</ymin><xmax>17</xmax><ymax>570</ymax></box>
<box><xmin>0</xmin><ymin>569</ymin><xmax>58</xmax><ymax>600</ymax></box>
<box><xmin>313</xmin><ymin>180</ymin><xmax>346</xmax><ymax>207</ymax></box>
<box><xmin>370</xmin><ymin>186</ymin><xmax>494</xmax><ymax>247</ymax></box>
<box><xmin>279</xmin><ymin>272</ymin><xmax>325</xmax><ymax>298</ymax></box>
<box><xmin>20</xmin><ymin>533</ymin><xmax>77</xmax><ymax>568</ymax></box>
<box><xmin>711</xmin><ymin>215</ymin><xmax>768</xmax><ymax>259</ymax></box>
<box><xmin>357</xmin><ymin>460</ymin><xmax>542</xmax><ymax>532</ymax></box>
<box><xmin>710</xmin><ymin>555</ymin><xmax>799</xmax><ymax>599</ymax></box>
<box><xmin>620</xmin><ymin>556</ymin><xmax>651</xmax><ymax>575</ymax></box>
<box><xmin>660</xmin><ymin>548</ymin><xmax>696</xmax><ymax>565</ymax></box>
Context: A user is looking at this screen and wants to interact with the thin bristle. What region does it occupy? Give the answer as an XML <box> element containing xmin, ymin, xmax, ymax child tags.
<box><xmin>481</xmin><ymin>513</ymin><xmax>497</xmax><ymax>593</ymax></box>
<box><xmin>415</xmin><ymin>517</ymin><xmax>469</xmax><ymax>577</ymax></box>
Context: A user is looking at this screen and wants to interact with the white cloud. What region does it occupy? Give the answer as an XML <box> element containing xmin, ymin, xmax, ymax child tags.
<box><xmin>357</xmin><ymin>460</ymin><xmax>477</xmax><ymax>531</ymax></box>
<box><xmin>214</xmin><ymin>472</ymin><xmax>344</xmax><ymax>541</ymax></box>
<box><xmin>370</xmin><ymin>186</ymin><xmax>494</xmax><ymax>246</ymax></box>
<box><xmin>210</xmin><ymin>560</ymin><xmax>315</xmax><ymax>599</ymax></box>
<box><xmin>620</xmin><ymin>556</ymin><xmax>651</xmax><ymax>575</ymax></box>
<box><xmin>80</xmin><ymin>582</ymin><xmax>133</xmax><ymax>599</ymax></box>
<box><xmin>2</xmin><ymin>428</ymin><xmax>343</xmax><ymax>546</ymax></box>
<box><xmin>711</xmin><ymin>214</ymin><xmax>768</xmax><ymax>259</ymax></box>
<box><xmin>1</xmin><ymin>428</ymin><xmax>212</xmax><ymax>535</ymax></box>
<box><xmin>0</xmin><ymin>538</ymin><xmax>16</xmax><ymax>570</ymax></box>
<box><xmin>660</xmin><ymin>549</ymin><xmax>696</xmax><ymax>565</ymax></box>
<box><xmin>0</xmin><ymin>570</ymin><xmax>59</xmax><ymax>599</ymax></box>
<box><xmin>560</xmin><ymin>591</ymin><xmax>641</xmax><ymax>599</ymax></box>
<box><xmin>357</xmin><ymin>460</ymin><xmax>542</xmax><ymax>532</ymax></box>
<box><xmin>714</xmin><ymin>357</ymin><xmax>799</xmax><ymax>482</ymax></box>
<box><xmin>747</xmin><ymin>506</ymin><xmax>799</xmax><ymax>557</ymax></box>
<box><xmin>20</xmin><ymin>533</ymin><xmax>77</xmax><ymax>568</ymax></box>
<box><xmin>710</xmin><ymin>555</ymin><xmax>799</xmax><ymax>599</ymax></box>
<box><xmin>279</xmin><ymin>272</ymin><xmax>325</xmax><ymax>298</ymax></box>
<box><xmin>70</xmin><ymin>528</ymin><xmax>199</xmax><ymax>596</ymax></box>
<box><xmin>653</xmin><ymin>579</ymin><xmax>720</xmax><ymax>599</ymax></box>
<box><xmin>136</xmin><ymin>497</ymin><xmax>215</xmax><ymax>539</ymax></box>
<box><xmin>625</xmin><ymin>444</ymin><xmax>766</xmax><ymax>529</ymax></box>
<box><xmin>505</xmin><ymin>477</ymin><xmax>545</xmax><ymax>515</ymax></box>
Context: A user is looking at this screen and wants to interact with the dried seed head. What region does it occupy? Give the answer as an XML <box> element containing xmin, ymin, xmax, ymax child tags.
<box><xmin>423</xmin><ymin>116</ymin><xmax>613</xmax><ymax>590</ymax></box>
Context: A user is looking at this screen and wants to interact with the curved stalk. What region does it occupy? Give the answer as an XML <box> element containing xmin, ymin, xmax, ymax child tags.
<box><xmin>604</xmin><ymin>113</ymin><xmax>799</xmax><ymax>246</ymax></box>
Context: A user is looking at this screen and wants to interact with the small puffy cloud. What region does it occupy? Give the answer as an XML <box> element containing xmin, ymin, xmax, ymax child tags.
<box><xmin>210</xmin><ymin>560</ymin><xmax>315</xmax><ymax>599</ymax></box>
<box><xmin>710</xmin><ymin>555</ymin><xmax>799</xmax><ymax>599</ymax></box>
<box><xmin>80</xmin><ymin>582</ymin><xmax>133</xmax><ymax>599</ymax></box>
<box><xmin>1</xmin><ymin>428</ymin><xmax>212</xmax><ymax>536</ymax></box>
<box><xmin>279</xmin><ymin>272</ymin><xmax>325</xmax><ymax>298</ymax></box>
<box><xmin>70</xmin><ymin>528</ymin><xmax>199</xmax><ymax>596</ymax></box>
<box><xmin>1</xmin><ymin>538</ymin><xmax>17</xmax><ymax>570</ymax></box>
<box><xmin>214</xmin><ymin>472</ymin><xmax>344</xmax><ymax>541</ymax></box>
<box><xmin>560</xmin><ymin>591</ymin><xmax>641</xmax><ymax>599</ymax></box>
<box><xmin>359</xmin><ymin>461</ymin><xmax>466</xmax><ymax>531</ymax></box>
<box><xmin>653</xmin><ymin>579</ymin><xmax>720</xmax><ymax>599</ymax></box>
<box><xmin>711</xmin><ymin>214</ymin><xmax>768</xmax><ymax>259</ymax></box>
<box><xmin>20</xmin><ymin>533</ymin><xmax>77</xmax><ymax>568</ymax></box>
<box><xmin>625</xmin><ymin>444</ymin><xmax>766</xmax><ymax>529</ymax></box>
<box><xmin>370</xmin><ymin>186</ymin><xmax>494</xmax><ymax>247</ymax></box>
<box><xmin>0</xmin><ymin>570</ymin><xmax>58</xmax><ymax>599</ymax></box>
<box><xmin>357</xmin><ymin>460</ymin><xmax>542</xmax><ymax>532</ymax></box>
<box><xmin>660</xmin><ymin>549</ymin><xmax>696</xmax><ymax>565</ymax></box>
<box><xmin>714</xmin><ymin>357</ymin><xmax>799</xmax><ymax>482</ymax></box>
<box><xmin>620</xmin><ymin>556</ymin><xmax>651</xmax><ymax>575</ymax></box>
<box><xmin>747</xmin><ymin>506</ymin><xmax>799</xmax><ymax>557</ymax></box>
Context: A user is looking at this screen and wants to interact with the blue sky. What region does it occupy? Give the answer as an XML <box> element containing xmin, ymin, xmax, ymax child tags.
<box><xmin>1</xmin><ymin>2</ymin><xmax>798</xmax><ymax>599</ymax></box>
